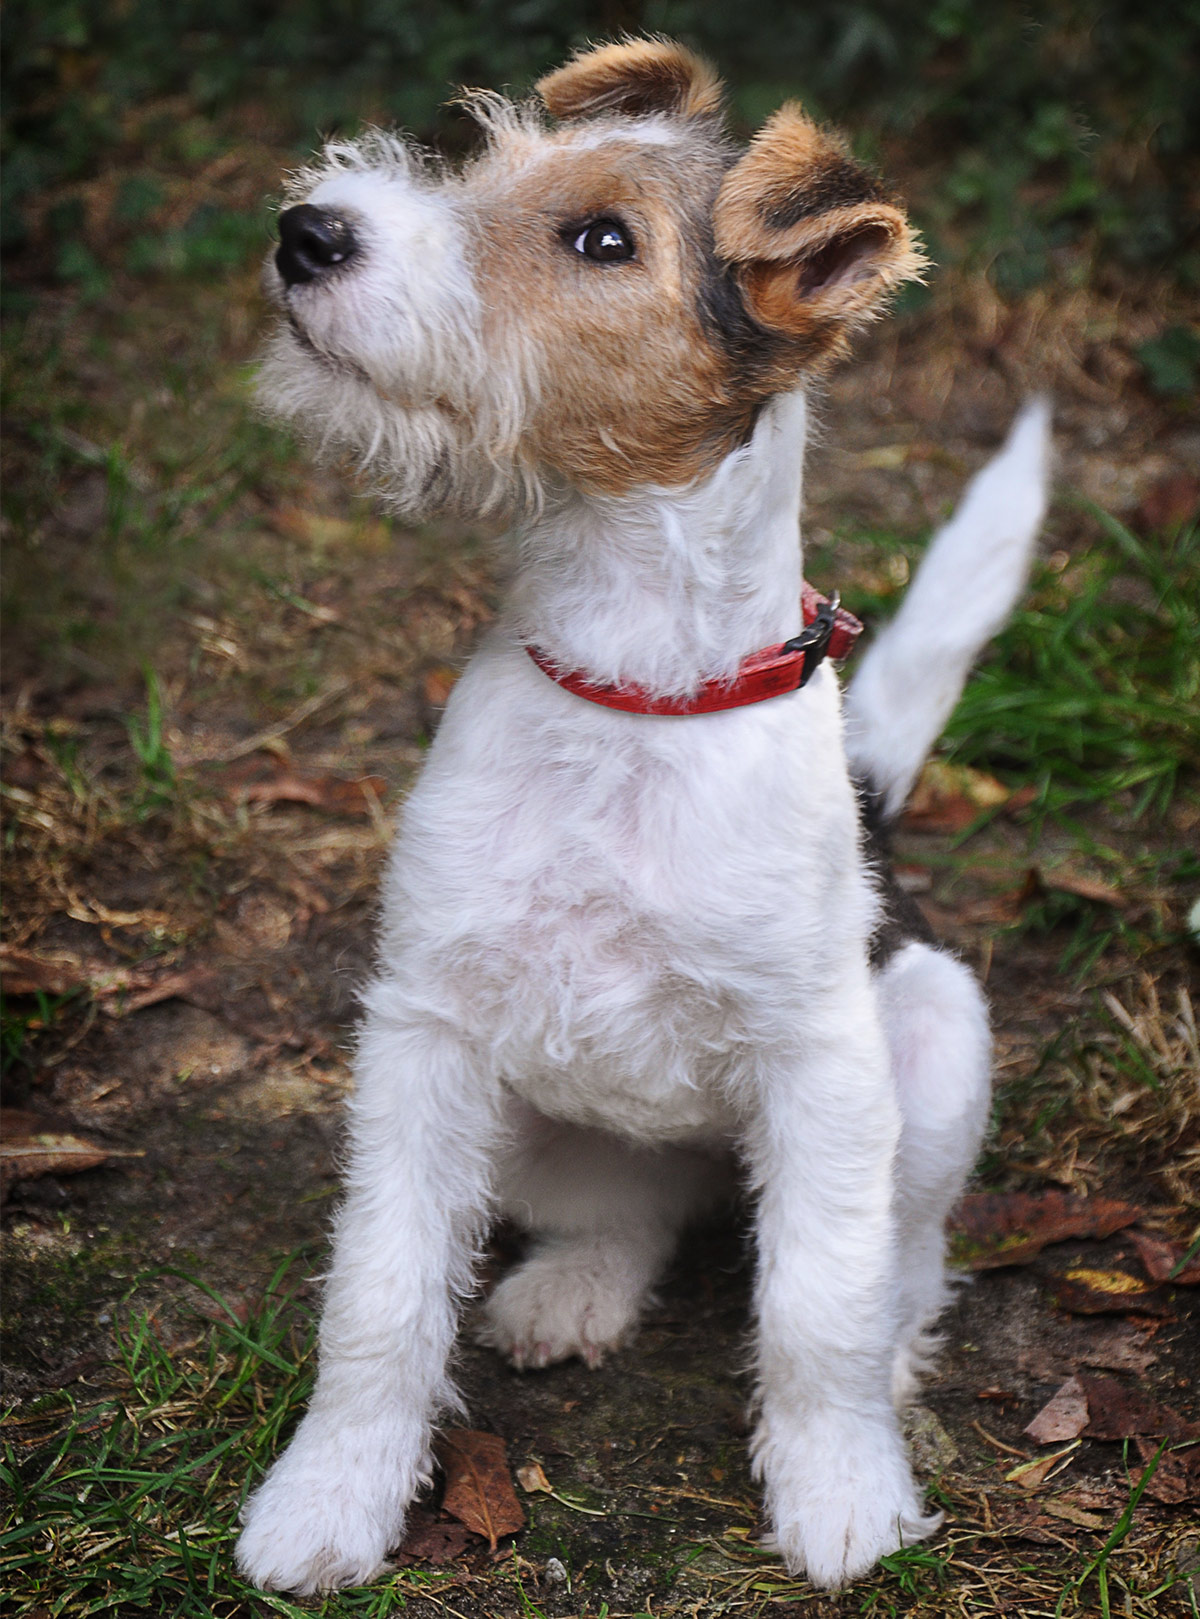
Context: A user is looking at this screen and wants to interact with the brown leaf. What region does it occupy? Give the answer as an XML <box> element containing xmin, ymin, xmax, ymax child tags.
<box><xmin>902</xmin><ymin>760</ymin><xmax>1013</xmax><ymax>833</ymax></box>
<box><xmin>238</xmin><ymin>771</ymin><xmax>387</xmax><ymax>816</ymax></box>
<box><xmin>1025</xmin><ymin>1377</ymin><xmax>1089</xmax><ymax>1444</ymax></box>
<box><xmin>1041</xmin><ymin>1498</ymin><xmax>1107</xmax><ymax>1530</ymax></box>
<box><xmin>421</xmin><ymin>662</ymin><xmax>461</xmax><ymax>710</ymax></box>
<box><xmin>951</xmin><ymin>1191</ymin><xmax>1143</xmax><ymax>1270</ymax></box>
<box><xmin>1078</xmin><ymin>1376</ymin><xmax>1200</xmax><ymax>1443</ymax></box>
<box><xmin>0</xmin><ymin>1113</ymin><xmax>125</xmax><ymax>1196</ymax></box>
<box><xmin>396</xmin><ymin>1508</ymin><xmax>474</xmax><ymax>1566</ymax></box>
<box><xmin>1006</xmin><ymin>1446</ymin><xmax>1076</xmax><ymax>1491</ymax></box>
<box><xmin>1035</xmin><ymin>868</ymin><xmax>1127</xmax><ymax>908</ymax></box>
<box><xmin>1136</xmin><ymin>471</ymin><xmax>1200</xmax><ymax>533</ymax></box>
<box><xmin>1073</xmin><ymin>1320</ymin><xmax>1160</xmax><ymax>1375</ymax></box>
<box><xmin>1126</xmin><ymin>1229</ymin><xmax>1200</xmax><ymax>1286</ymax></box>
<box><xmin>516</xmin><ymin>1461</ymin><xmax>552</xmax><ymax>1494</ymax></box>
<box><xmin>1133</xmin><ymin>1436</ymin><xmax>1200</xmax><ymax>1504</ymax></box>
<box><xmin>1052</xmin><ymin>1268</ymin><xmax>1168</xmax><ymax>1316</ymax></box>
<box><xmin>437</xmin><ymin>1430</ymin><xmax>524</xmax><ymax>1550</ymax></box>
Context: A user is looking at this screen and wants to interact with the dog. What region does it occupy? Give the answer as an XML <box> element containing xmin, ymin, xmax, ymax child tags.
<box><xmin>235</xmin><ymin>38</ymin><xmax>1050</xmax><ymax>1594</ymax></box>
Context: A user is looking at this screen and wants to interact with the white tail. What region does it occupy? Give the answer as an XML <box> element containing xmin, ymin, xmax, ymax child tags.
<box><xmin>844</xmin><ymin>398</ymin><xmax>1052</xmax><ymax>818</ymax></box>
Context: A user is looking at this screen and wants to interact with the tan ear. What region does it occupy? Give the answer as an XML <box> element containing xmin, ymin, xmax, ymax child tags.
<box><xmin>714</xmin><ymin>104</ymin><xmax>926</xmax><ymax>349</ymax></box>
<box><xmin>536</xmin><ymin>38</ymin><xmax>723</xmax><ymax>124</ymax></box>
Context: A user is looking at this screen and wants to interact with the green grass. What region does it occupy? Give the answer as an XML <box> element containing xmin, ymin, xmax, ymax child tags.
<box><xmin>943</xmin><ymin>509</ymin><xmax>1200</xmax><ymax>822</ymax></box>
<box><xmin>0</xmin><ymin>1260</ymin><xmax>503</xmax><ymax>1618</ymax></box>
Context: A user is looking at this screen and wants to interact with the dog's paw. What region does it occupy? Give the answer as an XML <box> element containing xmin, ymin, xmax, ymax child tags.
<box><xmin>236</xmin><ymin>1422</ymin><xmax>414</xmax><ymax>1593</ymax></box>
<box><xmin>756</xmin><ymin>1409</ymin><xmax>940</xmax><ymax>1589</ymax></box>
<box><xmin>477</xmin><ymin>1238</ymin><xmax>646</xmax><ymax>1369</ymax></box>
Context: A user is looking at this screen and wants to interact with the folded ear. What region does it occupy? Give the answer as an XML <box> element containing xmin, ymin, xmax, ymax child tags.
<box><xmin>536</xmin><ymin>38</ymin><xmax>723</xmax><ymax>124</ymax></box>
<box><xmin>714</xmin><ymin>104</ymin><xmax>925</xmax><ymax>357</ymax></box>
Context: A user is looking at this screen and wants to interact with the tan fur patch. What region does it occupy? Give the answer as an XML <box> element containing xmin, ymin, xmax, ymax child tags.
<box><xmin>465</xmin><ymin>125</ymin><xmax>756</xmax><ymax>494</ymax></box>
<box><xmin>536</xmin><ymin>38</ymin><xmax>723</xmax><ymax>125</ymax></box>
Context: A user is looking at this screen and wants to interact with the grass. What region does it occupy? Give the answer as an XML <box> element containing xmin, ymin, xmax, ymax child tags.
<box><xmin>2</xmin><ymin>1264</ymin><xmax>1189</xmax><ymax>1619</ymax></box>
<box><xmin>944</xmin><ymin>509</ymin><xmax>1200</xmax><ymax>822</ymax></box>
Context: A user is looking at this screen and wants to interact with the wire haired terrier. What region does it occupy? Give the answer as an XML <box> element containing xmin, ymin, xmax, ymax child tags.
<box><xmin>236</xmin><ymin>37</ymin><xmax>1051</xmax><ymax>1594</ymax></box>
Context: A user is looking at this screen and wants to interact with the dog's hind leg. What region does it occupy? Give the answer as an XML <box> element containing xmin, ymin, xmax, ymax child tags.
<box><xmin>875</xmin><ymin>941</ymin><xmax>991</xmax><ymax>1408</ymax></box>
<box><xmin>480</xmin><ymin>1101</ymin><xmax>727</xmax><ymax>1369</ymax></box>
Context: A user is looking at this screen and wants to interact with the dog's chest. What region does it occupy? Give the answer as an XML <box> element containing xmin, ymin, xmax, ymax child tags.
<box><xmin>385</xmin><ymin>648</ymin><xmax>864</xmax><ymax>1140</ymax></box>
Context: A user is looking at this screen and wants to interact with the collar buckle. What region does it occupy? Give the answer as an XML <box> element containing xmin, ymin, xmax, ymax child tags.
<box><xmin>782</xmin><ymin>590</ymin><xmax>840</xmax><ymax>687</ymax></box>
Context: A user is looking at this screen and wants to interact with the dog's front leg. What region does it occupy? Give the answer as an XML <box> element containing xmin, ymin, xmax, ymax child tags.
<box><xmin>236</xmin><ymin>990</ymin><xmax>497</xmax><ymax>1594</ymax></box>
<box><xmin>747</xmin><ymin>996</ymin><xmax>940</xmax><ymax>1590</ymax></box>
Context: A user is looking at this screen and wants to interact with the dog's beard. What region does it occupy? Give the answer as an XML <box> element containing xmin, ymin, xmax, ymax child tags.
<box><xmin>256</xmin><ymin>324</ymin><xmax>534</xmax><ymax>521</ymax></box>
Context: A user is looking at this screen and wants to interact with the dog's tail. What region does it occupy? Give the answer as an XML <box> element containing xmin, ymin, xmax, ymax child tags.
<box><xmin>843</xmin><ymin>398</ymin><xmax>1052</xmax><ymax>820</ymax></box>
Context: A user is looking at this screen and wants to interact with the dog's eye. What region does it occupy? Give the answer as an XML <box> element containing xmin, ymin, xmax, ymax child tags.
<box><xmin>572</xmin><ymin>220</ymin><xmax>636</xmax><ymax>263</ymax></box>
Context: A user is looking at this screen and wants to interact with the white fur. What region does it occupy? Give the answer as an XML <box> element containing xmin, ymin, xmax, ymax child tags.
<box><xmin>845</xmin><ymin>397</ymin><xmax>1052</xmax><ymax>816</ymax></box>
<box><xmin>237</xmin><ymin>119</ymin><xmax>1051</xmax><ymax>1597</ymax></box>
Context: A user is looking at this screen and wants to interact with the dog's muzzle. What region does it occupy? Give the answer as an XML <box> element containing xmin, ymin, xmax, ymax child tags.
<box><xmin>276</xmin><ymin>205</ymin><xmax>358</xmax><ymax>287</ymax></box>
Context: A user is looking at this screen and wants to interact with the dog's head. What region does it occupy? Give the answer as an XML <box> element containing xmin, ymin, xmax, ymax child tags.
<box><xmin>261</xmin><ymin>39</ymin><xmax>924</xmax><ymax>519</ymax></box>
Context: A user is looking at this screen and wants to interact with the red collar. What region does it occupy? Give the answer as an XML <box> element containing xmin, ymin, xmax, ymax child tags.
<box><xmin>526</xmin><ymin>582</ymin><xmax>862</xmax><ymax>717</ymax></box>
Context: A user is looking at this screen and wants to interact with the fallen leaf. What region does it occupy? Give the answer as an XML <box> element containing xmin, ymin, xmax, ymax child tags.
<box><xmin>437</xmin><ymin>1430</ymin><xmax>524</xmax><ymax>1550</ymax></box>
<box><xmin>421</xmin><ymin>662</ymin><xmax>461</xmax><ymax>710</ymax></box>
<box><xmin>516</xmin><ymin>1461</ymin><xmax>552</xmax><ymax>1494</ymax></box>
<box><xmin>238</xmin><ymin>771</ymin><xmax>387</xmax><ymax>816</ymax></box>
<box><xmin>1136</xmin><ymin>471</ymin><xmax>1200</xmax><ymax>532</ymax></box>
<box><xmin>1052</xmin><ymin>1268</ymin><xmax>1167</xmax><ymax>1316</ymax></box>
<box><xmin>1034</xmin><ymin>869</ymin><xmax>1127</xmax><ymax>907</ymax></box>
<box><xmin>1133</xmin><ymin>1436</ymin><xmax>1200</xmax><ymax>1504</ymax></box>
<box><xmin>1042</xmin><ymin>1498</ymin><xmax>1107</xmax><ymax>1530</ymax></box>
<box><xmin>1126</xmin><ymin>1229</ymin><xmax>1200</xmax><ymax>1286</ymax></box>
<box><xmin>395</xmin><ymin>1508</ymin><xmax>473</xmax><ymax>1566</ymax></box>
<box><xmin>1074</xmin><ymin>1320</ymin><xmax>1160</xmax><ymax>1374</ymax></box>
<box><xmin>1077</xmin><ymin>1376</ymin><xmax>1200</xmax><ymax>1442</ymax></box>
<box><xmin>1025</xmin><ymin>1377</ymin><xmax>1089</xmax><ymax>1444</ymax></box>
<box><xmin>902</xmin><ymin>760</ymin><xmax>1014</xmax><ymax>833</ymax></box>
<box><xmin>0</xmin><ymin>1112</ymin><xmax>143</xmax><ymax>1196</ymax></box>
<box><xmin>1006</xmin><ymin>1444</ymin><xmax>1078</xmax><ymax>1491</ymax></box>
<box><xmin>951</xmin><ymin>1191</ymin><xmax>1143</xmax><ymax>1270</ymax></box>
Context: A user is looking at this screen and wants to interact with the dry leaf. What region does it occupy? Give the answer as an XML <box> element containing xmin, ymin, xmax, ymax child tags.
<box><xmin>238</xmin><ymin>771</ymin><xmax>387</xmax><ymax>816</ymax></box>
<box><xmin>1052</xmin><ymin>1268</ymin><xmax>1167</xmax><ymax>1316</ymax></box>
<box><xmin>396</xmin><ymin>1508</ymin><xmax>473</xmax><ymax>1566</ymax></box>
<box><xmin>1078</xmin><ymin>1376</ymin><xmax>1200</xmax><ymax>1442</ymax></box>
<box><xmin>1126</xmin><ymin>1229</ymin><xmax>1200</xmax><ymax>1286</ymax></box>
<box><xmin>1006</xmin><ymin>1445</ymin><xmax>1077</xmax><ymax>1491</ymax></box>
<box><xmin>902</xmin><ymin>760</ymin><xmax>1013</xmax><ymax>833</ymax></box>
<box><xmin>1074</xmin><ymin>1320</ymin><xmax>1160</xmax><ymax>1374</ymax></box>
<box><xmin>951</xmin><ymin>1191</ymin><xmax>1143</xmax><ymax>1270</ymax></box>
<box><xmin>1133</xmin><ymin>1435</ymin><xmax>1200</xmax><ymax>1504</ymax></box>
<box><xmin>0</xmin><ymin>1111</ymin><xmax>137</xmax><ymax>1196</ymax></box>
<box><xmin>437</xmin><ymin>1430</ymin><xmax>524</xmax><ymax>1550</ymax></box>
<box><xmin>1025</xmin><ymin>1377</ymin><xmax>1089</xmax><ymax>1444</ymax></box>
<box><xmin>516</xmin><ymin>1461</ymin><xmax>552</xmax><ymax>1494</ymax></box>
<box><xmin>421</xmin><ymin>663</ymin><xmax>461</xmax><ymax>710</ymax></box>
<box><xmin>1042</xmin><ymin>1498</ymin><xmax>1107</xmax><ymax>1530</ymax></box>
<box><xmin>1034</xmin><ymin>868</ymin><xmax>1127</xmax><ymax>908</ymax></box>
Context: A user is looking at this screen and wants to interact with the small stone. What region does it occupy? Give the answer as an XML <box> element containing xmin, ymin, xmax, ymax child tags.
<box><xmin>906</xmin><ymin>1405</ymin><xmax>958</xmax><ymax>1471</ymax></box>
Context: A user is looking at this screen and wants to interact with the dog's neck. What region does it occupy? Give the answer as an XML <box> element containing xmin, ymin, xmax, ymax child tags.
<box><xmin>506</xmin><ymin>389</ymin><xmax>809</xmax><ymax>698</ymax></box>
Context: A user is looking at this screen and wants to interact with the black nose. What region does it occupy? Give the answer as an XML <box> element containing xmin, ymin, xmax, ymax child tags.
<box><xmin>276</xmin><ymin>205</ymin><xmax>358</xmax><ymax>286</ymax></box>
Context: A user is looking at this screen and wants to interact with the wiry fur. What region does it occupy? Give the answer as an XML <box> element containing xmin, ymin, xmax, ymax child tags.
<box><xmin>237</xmin><ymin>39</ymin><xmax>1051</xmax><ymax>1597</ymax></box>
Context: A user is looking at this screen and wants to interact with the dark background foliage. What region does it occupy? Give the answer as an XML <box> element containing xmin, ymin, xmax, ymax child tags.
<box><xmin>5</xmin><ymin>0</ymin><xmax>1199</xmax><ymax>293</ymax></box>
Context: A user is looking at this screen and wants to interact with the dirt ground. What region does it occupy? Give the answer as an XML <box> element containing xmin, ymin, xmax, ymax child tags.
<box><xmin>3</xmin><ymin>218</ymin><xmax>1199</xmax><ymax>1616</ymax></box>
